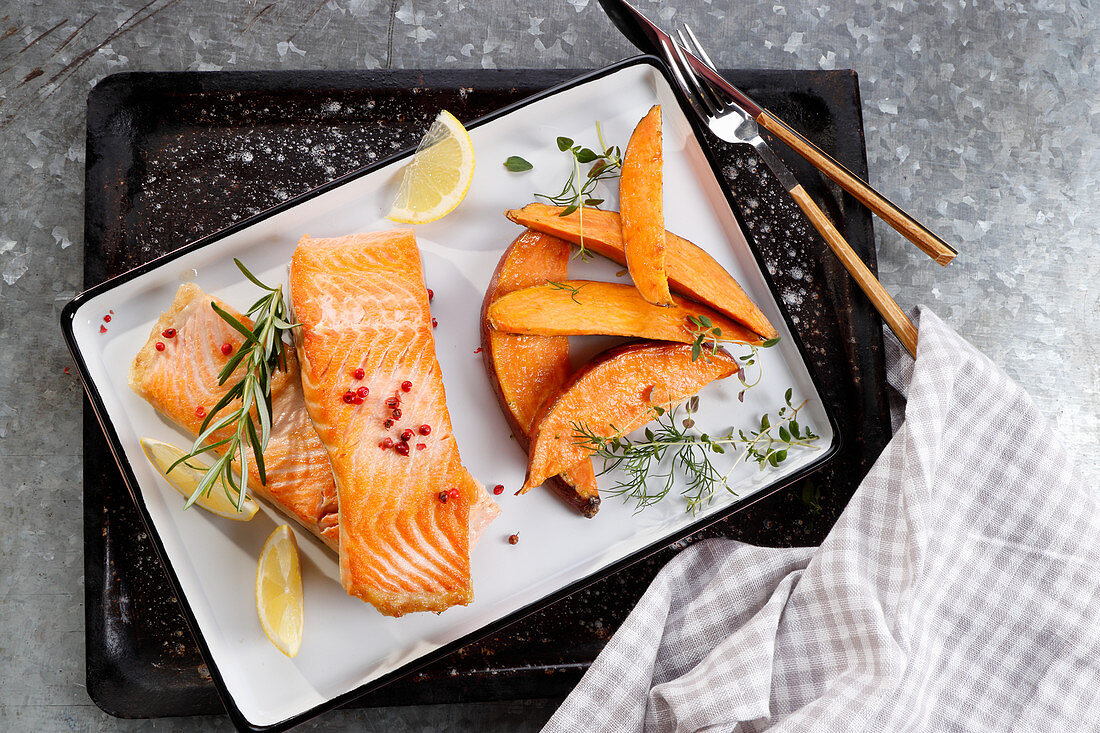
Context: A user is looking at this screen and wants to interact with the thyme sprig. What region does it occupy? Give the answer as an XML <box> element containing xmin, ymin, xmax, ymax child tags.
<box><xmin>733</xmin><ymin>337</ymin><xmax>780</xmax><ymax>401</ymax></box>
<box><xmin>537</xmin><ymin>125</ymin><xmax>622</xmax><ymax>215</ymax></box>
<box><xmin>573</xmin><ymin>389</ymin><xmax>819</xmax><ymax>515</ymax></box>
<box><xmin>168</xmin><ymin>259</ymin><xmax>297</xmax><ymax>511</ymax></box>
<box><xmin>687</xmin><ymin>315</ymin><xmax>723</xmax><ymax>362</ymax></box>
<box><xmin>534</xmin><ymin>123</ymin><xmax>623</xmax><ymax>259</ymax></box>
<box><xmin>546</xmin><ymin>280</ymin><xmax>587</xmax><ymax>305</ymax></box>
<box><xmin>735</xmin><ymin>389</ymin><xmax>820</xmax><ymax>469</ymax></box>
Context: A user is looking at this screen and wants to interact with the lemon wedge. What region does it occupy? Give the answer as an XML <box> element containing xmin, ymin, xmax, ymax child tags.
<box><xmin>140</xmin><ymin>438</ymin><xmax>259</xmax><ymax>521</ymax></box>
<box><xmin>387</xmin><ymin>109</ymin><xmax>476</xmax><ymax>224</ymax></box>
<box><xmin>256</xmin><ymin>525</ymin><xmax>304</xmax><ymax>657</ymax></box>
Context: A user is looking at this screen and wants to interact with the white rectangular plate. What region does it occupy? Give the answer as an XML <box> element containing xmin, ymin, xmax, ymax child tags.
<box><xmin>64</xmin><ymin>58</ymin><xmax>838</xmax><ymax>731</ymax></box>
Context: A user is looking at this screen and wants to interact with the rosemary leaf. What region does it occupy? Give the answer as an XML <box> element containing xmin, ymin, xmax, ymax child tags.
<box><xmin>245</xmin><ymin>415</ymin><xmax>266</xmax><ymax>488</ymax></box>
<box><xmin>212</xmin><ymin>302</ymin><xmax>258</xmax><ymax>343</ymax></box>
<box><xmin>234</xmin><ymin>258</ymin><xmax>275</xmax><ymax>290</ymax></box>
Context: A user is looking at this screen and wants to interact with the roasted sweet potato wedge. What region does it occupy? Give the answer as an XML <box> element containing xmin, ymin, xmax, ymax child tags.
<box><xmin>488</xmin><ymin>280</ymin><xmax>763</xmax><ymax>347</ymax></box>
<box><xmin>620</xmin><ymin>105</ymin><xmax>672</xmax><ymax>307</ymax></box>
<box><xmin>505</xmin><ymin>203</ymin><xmax>779</xmax><ymax>341</ymax></box>
<box><xmin>521</xmin><ymin>342</ymin><xmax>739</xmax><ymax>492</ymax></box>
<box><xmin>481</xmin><ymin>229</ymin><xmax>601</xmax><ymax>517</ymax></box>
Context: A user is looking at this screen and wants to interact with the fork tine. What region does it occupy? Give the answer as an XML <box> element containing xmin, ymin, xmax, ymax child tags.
<box><xmin>665</xmin><ymin>34</ymin><xmax>719</xmax><ymax>118</ymax></box>
<box><xmin>659</xmin><ymin>35</ymin><xmax>716</xmax><ymax>124</ymax></box>
<box><xmin>681</xmin><ymin>23</ymin><xmax>720</xmax><ymax>73</ymax></box>
<box><xmin>675</xmin><ymin>28</ymin><xmax>726</xmax><ymax>113</ymax></box>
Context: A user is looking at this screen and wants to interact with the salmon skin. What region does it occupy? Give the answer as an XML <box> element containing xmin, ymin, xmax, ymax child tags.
<box><xmin>291</xmin><ymin>230</ymin><xmax>494</xmax><ymax>616</ymax></box>
<box><xmin>129</xmin><ymin>283</ymin><xmax>340</xmax><ymax>549</ymax></box>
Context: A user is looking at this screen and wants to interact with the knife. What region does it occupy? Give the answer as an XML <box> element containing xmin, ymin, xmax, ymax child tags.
<box><xmin>596</xmin><ymin>0</ymin><xmax>957</xmax><ymax>266</ymax></box>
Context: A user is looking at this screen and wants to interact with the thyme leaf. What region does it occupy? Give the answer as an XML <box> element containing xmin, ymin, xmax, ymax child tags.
<box><xmin>504</xmin><ymin>155</ymin><xmax>533</xmax><ymax>172</ymax></box>
<box><xmin>167</xmin><ymin>259</ymin><xmax>298</xmax><ymax>512</ymax></box>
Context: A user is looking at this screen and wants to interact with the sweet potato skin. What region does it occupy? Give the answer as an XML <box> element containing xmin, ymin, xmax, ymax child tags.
<box><xmin>488</xmin><ymin>280</ymin><xmax>763</xmax><ymax>346</ymax></box>
<box><xmin>505</xmin><ymin>203</ymin><xmax>779</xmax><ymax>341</ymax></box>
<box><xmin>522</xmin><ymin>341</ymin><xmax>739</xmax><ymax>492</ymax></box>
<box><xmin>620</xmin><ymin>105</ymin><xmax>672</xmax><ymax>306</ymax></box>
<box><xmin>480</xmin><ymin>230</ymin><xmax>601</xmax><ymax>517</ymax></box>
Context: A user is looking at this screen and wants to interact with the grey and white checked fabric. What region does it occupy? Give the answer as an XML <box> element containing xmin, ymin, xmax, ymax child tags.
<box><xmin>544</xmin><ymin>309</ymin><xmax>1100</xmax><ymax>732</ymax></box>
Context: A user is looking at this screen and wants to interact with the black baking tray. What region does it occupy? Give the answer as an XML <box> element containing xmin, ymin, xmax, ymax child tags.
<box><xmin>82</xmin><ymin>64</ymin><xmax>891</xmax><ymax>719</ymax></box>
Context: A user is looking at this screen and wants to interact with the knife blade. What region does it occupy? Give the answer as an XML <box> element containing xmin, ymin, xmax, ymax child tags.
<box><xmin>595</xmin><ymin>0</ymin><xmax>664</xmax><ymax>57</ymax></box>
<box><xmin>596</xmin><ymin>0</ymin><xmax>764</xmax><ymax>117</ymax></box>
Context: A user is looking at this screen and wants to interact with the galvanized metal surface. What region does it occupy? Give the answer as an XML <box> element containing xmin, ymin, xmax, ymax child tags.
<box><xmin>1</xmin><ymin>1</ymin><xmax>1095</xmax><ymax>730</ymax></box>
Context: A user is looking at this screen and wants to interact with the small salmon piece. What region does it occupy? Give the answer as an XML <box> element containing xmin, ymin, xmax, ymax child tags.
<box><xmin>129</xmin><ymin>283</ymin><xmax>340</xmax><ymax>549</ymax></box>
<box><xmin>291</xmin><ymin>230</ymin><xmax>496</xmax><ymax>616</ymax></box>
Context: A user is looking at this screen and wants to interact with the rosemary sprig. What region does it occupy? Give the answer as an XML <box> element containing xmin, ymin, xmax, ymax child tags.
<box><xmin>573</xmin><ymin>389</ymin><xmax>819</xmax><ymax>515</ymax></box>
<box><xmin>533</xmin><ymin>122</ymin><xmax>623</xmax><ymax>259</ymax></box>
<box><xmin>546</xmin><ymin>280</ymin><xmax>587</xmax><ymax>305</ymax></box>
<box><xmin>168</xmin><ymin>259</ymin><xmax>297</xmax><ymax>511</ymax></box>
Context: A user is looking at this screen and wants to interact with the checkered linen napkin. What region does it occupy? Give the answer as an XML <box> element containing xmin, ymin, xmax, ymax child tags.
<box><xmin>544</xmin><ymin>308</ymin><xmax>1100</xmax><ymax>732</ymax></box>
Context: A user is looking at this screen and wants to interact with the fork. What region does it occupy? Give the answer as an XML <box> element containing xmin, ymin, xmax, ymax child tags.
<box><xmin>662</xmin><ymin>28</ymin><xmax>919</xmax><ymax>357</ymax></box>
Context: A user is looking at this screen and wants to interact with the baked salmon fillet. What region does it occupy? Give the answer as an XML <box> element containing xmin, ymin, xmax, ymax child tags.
<box><xmin>129</xmin><ymin>283</ymin><xmax>340</xmax><ymax>549</ymax></box>
<box><xmin>290</xmin><ymin>230</ymin><xmax>495</xmax><ymax>616</ymax></box>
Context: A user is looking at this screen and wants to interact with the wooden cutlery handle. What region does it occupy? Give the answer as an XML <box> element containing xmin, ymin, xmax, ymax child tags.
<box><xmin>789</xmin><ymin>184</ymin><xmax>919</xmax><ymax>357</ymax></box>
<box><xmin>758</xmin><ymin>111</ymin><xmax>956</xmax><ymax>267</ymax></box>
